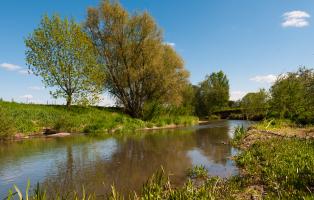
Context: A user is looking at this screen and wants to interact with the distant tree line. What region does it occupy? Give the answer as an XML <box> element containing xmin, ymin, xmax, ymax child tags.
<box><xmin>181</xmin><ymin>67</ymin><xmax>314</xmax><ymax>125</ymax></box>
<box><xmin>228</xmin><ymin>67</ymin><xmax>314</xmax><ymax>124</ymax></box>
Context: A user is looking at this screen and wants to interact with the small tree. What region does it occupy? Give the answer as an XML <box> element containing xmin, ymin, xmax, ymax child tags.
<box><xmin>25</xmin><ymin>15</ymin><xmax>104</xmax><ymax>107</ymax></box>
<box><xmin>196</xmin><ymin>71</ymin><xmax>229</xmax><ymax>116</ymax></box>
<box><xmin>241</xmin><ymin>89</ymin><xmax>268</xmax><ymax>120</ymax></box>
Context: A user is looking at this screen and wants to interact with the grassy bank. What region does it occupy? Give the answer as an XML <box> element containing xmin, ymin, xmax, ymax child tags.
<box><xmin>231</xmin><ymin>121</ymin><xmax>314</xmax><ymax>199</ymax></box>
<box><xmin>0</xmin><ymin>101</ymin><xmax>198</xmax><ymax>139</ymax></box>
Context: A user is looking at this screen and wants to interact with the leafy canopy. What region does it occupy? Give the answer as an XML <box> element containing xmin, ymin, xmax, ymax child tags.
<box><xmin>270</xmin><ymin>67</ymin><xmax>314</xmax><ymax>124</ymax></box>
<box><xmin>85</xmin><ymin>0</ymin><xmax>189</xmax><ymax>117</ymax></box>
<box><xmin>195</xmin><ymin>71</ymin><xmax>229</xmax><ymax>116</ymax></box>
<box><xmin>25</xmin><ymin>14</ymin><xmax>104</xmax><ymax>107</ymax></box>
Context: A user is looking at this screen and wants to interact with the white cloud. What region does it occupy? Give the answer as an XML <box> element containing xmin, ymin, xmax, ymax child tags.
<box><xmin>250</xmin><ymin>74</ymin><xmax>277</xmax><ymax>84</ymax></box>
<box><xmin>230</xmin><ymin>91</ymin><xmax>247</xmax><ymax>101</ymax></box>
<box><xmin>20</xmin><ymin>94</ymin><xmax>33</xmax><ymax>99</ymax></box>
<box><xmin>0</xmin><ymin>62</ymin><xmax>21</xmax><ymax>71</ymax></box>
<box><xmin>282</xmin><ymin>10</ymin><xmax>310</xmax><ymax>28</ymax></box>
<box><xmin>164</xmin><ymin>42</ymin><xmax>175</xmax><ymax>47</ymax></box>
<box><xmin>28</xmin><ymin>86</ymin><xmax>43</xmax><ymax>91</ymax></box>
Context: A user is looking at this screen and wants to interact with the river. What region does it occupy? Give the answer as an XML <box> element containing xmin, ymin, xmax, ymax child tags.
<box><xmin>0</xmin><ymin>120</ymin><xmax>252</xmax><ymax>199</ymax></box>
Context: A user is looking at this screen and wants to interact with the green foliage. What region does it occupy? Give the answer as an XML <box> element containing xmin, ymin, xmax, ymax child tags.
<box><xmin>0</xmin><ymin>107</ymin><xmax>16</xmax><ymax>139</ymax></box>
<box><xmin>25</xmin><ymin>14</ymin><xmax>104</xmax><ymax>107</ymax></box>
<box><xmin>109</xmin><ymin>168</ymin><xmax>238</xmax><ymax>200</ymax></box>
<box><xmin>236</xmin><ymin>138</ymin><xmax>314</xmax><ymax>199</ymax></box>
<box><xmin>231</xmin><ymin>126</ymin><xmax>246</xmax><ymax>146</ymax></box>
<box><xmin>187</xmin><ymin>165</ymin><xmax>208</xmax><ymax>179</ymax></box>
<box><xmin>85</xmin><ymin>1</ymin><xmax>189</xmax><ymax>118</ymax></box>
<box><xmin>240</xmin><ymin>89</ymin><xmax>268</xmax><ymax>120</ymax></box>
<box><xmin>270</xmin><ymin>67</ymin><xmax>314</xmax><ymax>124</ymax></box>
<box><xmin>143</xmin><ymin>101</ymin><xmax>195</xmax><ymax>121</ymax></box>
<box><xmin>195</xmin><ymin>71</ymin><xmax>230</xmax><ymax>117</ymax></box>
<box><xmin>151</xmin><ymin>115</ymin><xmax>198</xmax><ymax>127</ymax></box>
<box><xmin>6</xmin><ymin>183</ymin><xmax>94</xmax><ymax>200</ymax></box>
<box><xmin>252</xmin><ymin>118</ymin><xmax>295</xmax><ymax>130</ymax></box>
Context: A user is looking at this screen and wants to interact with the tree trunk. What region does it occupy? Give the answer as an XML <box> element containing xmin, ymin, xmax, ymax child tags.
<box><xmin>66</xmin><ymin>95</ymin><xmax>72</xmax><ymax>108</ymax></box>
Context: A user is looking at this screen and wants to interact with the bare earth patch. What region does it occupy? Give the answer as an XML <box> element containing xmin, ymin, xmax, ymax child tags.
<box><xmin>238</xmin><ymin>127</ymin><xmax>314</xmax><ymax>150</ymax></box>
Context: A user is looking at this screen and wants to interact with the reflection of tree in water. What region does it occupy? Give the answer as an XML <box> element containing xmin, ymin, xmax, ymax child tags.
<box><xmin>194</xmin><ymin>125</ymin><xmax>232</xmax><ymax>165</ymax></box>
<box><xmin>44</xmin><ymin>131</ymin><xmax>197</xmax><ymax>197</ymax></box>
<box><xmin>43</xmin><ymin>145</ymin><xmax>76</xmax><ymax>198</ymax></box>
<box><xmin>42</xmin><ymin>123</ymin><xmax>240</xmax><ymax>198</ymax></box>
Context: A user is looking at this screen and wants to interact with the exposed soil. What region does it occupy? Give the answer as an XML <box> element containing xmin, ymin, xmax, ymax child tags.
<box><xmin>238</xmin><ymin>126</ymin><xmax>314</xmax><ymax>150</ymax></box>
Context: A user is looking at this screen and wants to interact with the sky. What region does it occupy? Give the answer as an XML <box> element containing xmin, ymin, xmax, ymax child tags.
<box><xmin>0</xmin><ymin>0</ymin><xmax>314</xmax><ymax>105</ymax></box>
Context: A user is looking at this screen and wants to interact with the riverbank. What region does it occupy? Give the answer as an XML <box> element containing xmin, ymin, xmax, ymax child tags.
<box><xmin>114</xmin><ymin>121</ymin><xmax>314</xmax><ymax>199</ymax></box>
<box><xmin>0</xmin><ymin>101</ymin><xmax>198</xmax><ymax>140</ymax></box>
<box><xmin>130</xmin><ymin>122</ymin><xmax>314</xmax><ymax>199</ymax></box>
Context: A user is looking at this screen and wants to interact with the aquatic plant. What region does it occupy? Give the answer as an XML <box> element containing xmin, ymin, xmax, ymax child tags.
<box><xmin>231</xmin><ymin>125</ymin><xmax>246</xmax><ymax>146</ymax></box>
<box><xmin>186</xmin><ymin>165</ymin><xmax>208</xmax><ymax>179</ymax></box>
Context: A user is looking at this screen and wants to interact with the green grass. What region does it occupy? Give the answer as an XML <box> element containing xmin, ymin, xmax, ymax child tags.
<box><xmin>0</xmin><ymin>101</ymin><xmax>198</xmax><ymax>139</ymax></box>
<box><xmin>252</xmin><ymin>118</ymin><xmax>296</xmax><ymax>130</ymax></box>
<box><xmin>186</xmin><ymin>165</ymin><xmax>208</xmax><ymax>179</ymax></box>
<box><xmin>231</xmin><ymin>125</ymin><xmax>246</xmax><ymax>146</ymax></box>
<box><xmin>150</xmin><ymin>115</ymin><xmax>198</xmax><ymax>127</ymax></box>
<box><xmin>236</xmin><ymin>138</ymin><xmax>314</xmax><ymax>199</ymax></box>
<box><xmin>231</xmin><ymin>121</ymin><xmax>314</xmax><ymax>199</ymax></box>
<box><xmin>0</xmin><ymin>106</ymin><xmax>16</xmax><ymax>138</ymax></box>
<box><xmin>5</xmin><ymin>169</ymin><xmax>240</xmax><ymax>200</ymax></box>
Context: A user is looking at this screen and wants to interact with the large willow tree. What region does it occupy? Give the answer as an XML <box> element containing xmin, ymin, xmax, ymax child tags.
<box><xmin>85</xmin><ymin>0</ymin><xmax>189</xmax><ymax>117</ymax></box>
<box><xmin>25</xmin><ymin>15</ymin><xmax>104</xmax><ymax>107</ymax></box>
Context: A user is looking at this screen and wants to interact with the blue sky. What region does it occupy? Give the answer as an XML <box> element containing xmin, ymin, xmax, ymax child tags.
<box><xmin>1</xmin><ymin>0</ymin><xmax>314</xmax><ymax>105</ymax></box>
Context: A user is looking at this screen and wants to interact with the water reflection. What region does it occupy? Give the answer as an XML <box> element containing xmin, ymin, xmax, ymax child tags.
<box><xmin>0</xmin><ymin>120</ymin><xmax>251</xmax><ymax>198</ymax></box>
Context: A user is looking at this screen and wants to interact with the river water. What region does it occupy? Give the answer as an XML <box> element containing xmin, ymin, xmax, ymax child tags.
<box><xmin>0</xmin><ymin>120</ymin><xmax>251</xmax><ymax>198</ymax></box>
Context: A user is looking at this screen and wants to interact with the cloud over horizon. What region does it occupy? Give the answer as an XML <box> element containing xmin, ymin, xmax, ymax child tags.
<box><xmin>0</xmin><ymin>62</ymin><xmax>31</xmax><ymax>75</ymax></box>
<box><xmin>282</xmin><ymin>10</ymin><xmax>310</xmax><ymax>28</ymax></box>
<box><xmin>0</xmin><ymin>62</ymin><xmax>21</xmax><ymax>71</ymax></box>
<box><xmin>164</xmin><ymin>42</ymin><xmax>176</xmax><ymax>47</ymax></box>
<box><xmin>230</xmin><ymin>90</ymin><xmax>247</xmax><ymax>101</ymax></box>
<box><xmin>250</xmin><ymin>74</ymin><xmax>277</xmax><ymax>84</ymax></box>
